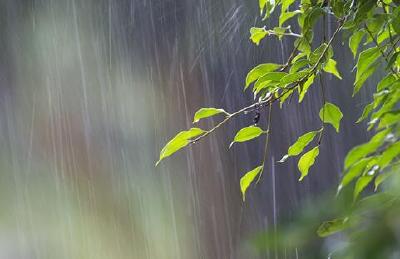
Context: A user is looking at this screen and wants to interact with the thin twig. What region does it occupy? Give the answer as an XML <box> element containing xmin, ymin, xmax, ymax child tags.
<box><xmin>318</xmin><ymin>75</ymin><xmax>326</xmax><ymax>145</ymax></box>
<box><xmin>257</xmin><ymin>102</ymin><xmax>272</xmax><ymax>183</ymax></box>
<box><xmin>191</xmin><ymin>18</ymin><xmax>346</xmax><ymax>145</ymax></box>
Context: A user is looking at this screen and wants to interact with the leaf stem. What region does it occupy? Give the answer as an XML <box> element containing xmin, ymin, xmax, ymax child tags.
<box><xmin>257</xmin><ymin>102</ymin><xmax>272</xmax><ymax>183</ymax></box>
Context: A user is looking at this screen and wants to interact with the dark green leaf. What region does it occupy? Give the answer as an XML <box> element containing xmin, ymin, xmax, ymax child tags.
<box><xmin>317</xmin><ymin>218</ymin><xmax>349</xmax><ymax>237</ymax></box>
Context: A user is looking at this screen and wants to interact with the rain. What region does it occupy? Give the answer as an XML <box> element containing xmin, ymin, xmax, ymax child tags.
<box><xmin>0</xmin><ymin>0</ymin><xmax>381</xmax><ymax>258</ymax></box>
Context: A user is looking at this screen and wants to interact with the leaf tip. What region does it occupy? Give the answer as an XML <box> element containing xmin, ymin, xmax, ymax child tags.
<box><xmin>155</xmin><ymin>160</ymin><xmax>161</xmax><ymax>167</ymax></box>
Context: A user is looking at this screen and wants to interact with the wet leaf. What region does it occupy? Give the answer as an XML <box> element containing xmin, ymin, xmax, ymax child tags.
<box><xmin>240</xmin><ymin>165</ymin><xmax>263</xmax><ymax>201</ymax></box>
<box><xmin>298</xmin><ymin>146</ymin><xmax>319</xmax><ymax>181</ymax></box>
<box><xmin>356</xmin><ymin>103</ymin><xmax>374</xmax><ymax>123</ymax></box>
<box><xmin>317</xmin><ymin>218</ymin><xmax>349</xmax><ymax>237</ymax></box>
<box><xmin>250</xmin><ymin>27</ymin><xmax>268</xmax><ymax>45</ymax></box>
<box><xmin>344</xmin><ymin>129</ymin><xmax>390</xmax><ymax>169</ymax></box>
<box><xmin>157</xmin><ymin>128</ymin><xmax>205</xmax><ymax>165</ymax></box>
<box><xmin>245</xmin><ymin>63</ymin><xmax>281</xmax><ymax>89</ymax></box>
<box><xmin>319</xmin><ymin>102</ymin><xmax>343</xmax><ymax>132</ymax></box>
<box><xmin>280</xmin><ymin>71</ymin><xmax>309</xmax><ymax>86</ymax></box>
<box><xmin>323</xmin><ymin>59</ymin><xmax>342</xmax><ymax>79</ymax></box>
<box><xmin>353</xmin><ymin>47</ymin><xmax>380</xmax><ymax>95</ymax></box>
<box><xmin>354</xmin><ymin>175</ymin><xmax>374</xmax><ymax>201</ymax></box>
<box><xmin>279</xmin><ymin>10</ymin><xmax>301</xmax><ymax>27</ymax></box>
<box><xmin>377</xmin><ymin>141</ymin><xmax>400</xmax><ymax>170</ymax></box>
<box><xmin>230</xmin><ymin>126</ymin><xmax>266</xmax><ymax>148</ymax></box>
<box><xmin>339</xmin><ymin>158</ymin><xmax>372</xmax><ymax>192</ymax></box>
<box><xmin>349</xmin><ymin>30</ymin><xmax>365</xmax><ymax>57</ymax></box>
<box><xmin>279</xmin><ymin>130</ymin><xmax>319</xmax><ymax>162</ymax></box>
<box><xmin>298</xmin><ymin>74</ymin><xmax>314</xmax><ymax>103</ymax></box>
<box><xmin>193</xmin><ymin>108</ymin><xmax>228</xmax><ymax>123</ymax></box>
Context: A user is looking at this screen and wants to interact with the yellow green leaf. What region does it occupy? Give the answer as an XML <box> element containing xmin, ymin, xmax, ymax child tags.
<box><xmin>230</xmin><ymin>126</ymin><xmax>267</xmax><ymax>148</ymax></box>
<box><xmin>298</xmin><ymin>146</ymin><xmax>319</xmax><ymax>181</ymax></box>
<box><xmin>193</xmin><ymin>108</ymin><xmax>228</xmax><ymax>123</ymax></box>
<box><xmin>323</xmin><ymin>59</ymin><xmax>342</xmax><ymax>79</ymax></box>
<box><xmin>157</xmin><ymin>128</ymin><xmax>205</xmax><ymax>165</ymax></box>
<box><xmin>250</xmin><ymin>27</ymin><xmax>268</xmax><ymax>46</ymax></box>
<box><xmin>240</xmin><ymin>165</ymin><xmax>264</xmax><ymax>201</ymax></box>
<box><xmin>319</xmin><ymin>102</ymin><xmax>343</xmax><ymax>132</ymax></box>
<box><xmin>279</xmin><ymin>130</ymin><xmax>320</xmax><ymax>162</ymax></box>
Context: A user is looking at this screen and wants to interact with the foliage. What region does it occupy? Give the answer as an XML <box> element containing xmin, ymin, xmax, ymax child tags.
<box><xmin>157</xmin><ymin>0</ymin><xmax>400</xmax><ymax>255</ymax></box>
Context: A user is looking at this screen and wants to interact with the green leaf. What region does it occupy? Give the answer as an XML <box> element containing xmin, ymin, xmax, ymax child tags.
<box><xmin>279</xmin><ymin>130</ymin><xmax>320</xmax><ymax>162</ymax></box>
<box><xmin>355</xmin><ymin>47</ymin><xmax>381</xmax><ymax>79</ymax></box>
<box><xmin>230</xmin><ymin>126</ymin><xmax>267</xmax><ymax>148</ymax></box>
<box><xmin>261</xmin><ymin>0</ymin><xmax>276</xmax><ymax>19</ymax></box>
<box><xmin>303</xmin><ymin>7</ymin><xmax>324</xmax><ymax>32</ymax></box>
<box><xmin>319</xmin><ymin>102</ymin><xmax>343</xmax><ymax>132</ymax></box>
<box><xmin>378</xmin><ymin>111</ymin><xmax>400</xmax><ymax>129</ymax></box>
<box><xmin>240</xmin><ymin>165</ymin><xmax>263</xmax><ymax>201</ymax></box>
<box><xmin>309</xmin><ymin>43</ymin><xmax>328</xmax><ymax>65</ymax></box>
<box><xmin>193</xmin><ymin>108</ymin><xmax>228</xmax><ymax>123</ymax></box>
<box><xmin>323</xmin><ymin>59</ymin><xmax>342</xmax><ymax>80</ymax></box>
<box><xmin>349</xmin><ymin>30</ymin><xmax>365</xmax><ymax>57</ymax></box>
<box><xmin>355</xmin><ymin>47</ymin><xmax>380</xmax><ymax>85</ymax></box>
<box><xmin>298</xmin><ymin>146</ymin><xmax>319</xmax><ymax>181</ymax></box>
<box><xmin>356</xmin><ymin>103</ymin><xmax>374</xmax><ymax>123</ymax></box>
<box><xmin>339</xmin><ymin>158</ymin><xmax>374</xmax><ymax>192</ymax></box>
<box><xmin>259</xmin><ymin>0</ymin><xmax>266</xmax><ymax>14</ymax></box>
<box><xmin>279</xmin><ymin>71</ymin><xmax>309</xmax><ymax>86</ymax></box>
<box><xmin>377</xmin><ymin>74</ymin><xmax>397</xmax><ymax>92</ymax></box>
<box><xmin>354</xmin><ymin>175</ymin><xmax>374</xmax><ymax>201</ymax></box>
<box><xmin>317</xmin><ymin>218</ymin><xmax>349</xmax><ymax>237</ymax></box>
<box><xmin>353</xmin><ymin>64</ymin><xmax>378</xmax><ymax>95</ymax></box>
<box><xmin>157</xmin><ymin>128</ymin><xmax>205</xmax><ymax>165</ymax></box>
<box><xmin>250</xmin><ymin>27</ymin><xmax>268</xmax><ymax>46</ymax></box>
<box><xmin>344</xmin><ymin>129</ymin><xmax>390</xmax><ymax>169</ymax></box>
<box><xmin>374</xmin><ymin>163</ymin><xmax>400</xmax><ymax>191</ymax></box>
<box><xmin>281</xmin><ymin>0</ymin><xmax>296</xmax><ymax>11</ymax></box>
<box><xmin>298</xmin><ymin>74</ymin><xmax>315</xmax><ymax>103</ymax></box>
<box><xmin>378</xmin><ymin>141</ymin><xmax>400</xmax><ymax>170</ymax></box>
<box><xmin>279</xmin><ymin>10</ymin><xmax>301</xmax><ymax>27</ymax></box>
<box><xmin>254</xmin><ymin>72</ymin><xmax>287</xmax><ymax>91</ymax></box>
<box><xmin>245</xmin><ymin>63</ymin><xmax>281</xmax><ymax>89</ymax></box>
<box><xmin>290</xmin><ymin>59</ymin><xmax>309</xmax><ymax>73</ymax></box>
<box><xmin>279</xmin><ymin>88</ymin><xmax>294</xmax><ymax>107</ymax></box>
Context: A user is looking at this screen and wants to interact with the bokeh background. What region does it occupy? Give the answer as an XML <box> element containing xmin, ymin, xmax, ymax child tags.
<box><xmin>0</xmin><ymin>0</ymin><xmax>377</xmax><ymax>258</ymax></box>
